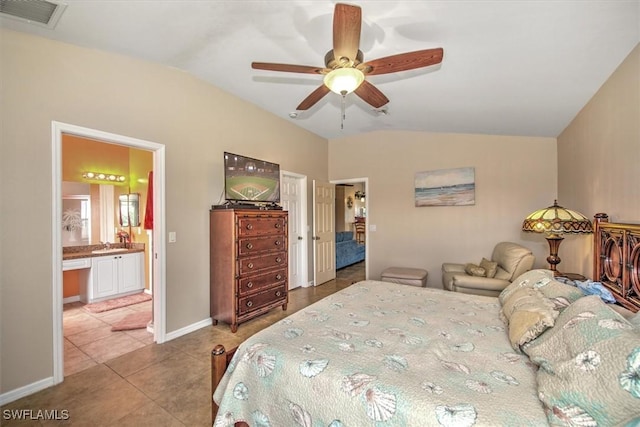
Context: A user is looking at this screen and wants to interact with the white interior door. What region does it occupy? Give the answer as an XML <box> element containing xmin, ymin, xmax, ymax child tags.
<box><xmin>280</xmin><ymin>172</ymin><xmax>307</xmax><ymax>289</ymax></box>
<box><xmin>313</xmin><ymin>180</ymin><xmax>336</xmax><ymax>285</ymax></box>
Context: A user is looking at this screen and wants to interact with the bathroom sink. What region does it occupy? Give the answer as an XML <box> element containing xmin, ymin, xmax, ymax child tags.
<box><xmin>91</xmin><ymin>248</ymin><xmax>129</xmax><ymax>254</ymax></box>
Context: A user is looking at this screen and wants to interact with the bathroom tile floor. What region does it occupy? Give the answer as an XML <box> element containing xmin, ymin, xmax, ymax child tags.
<box><xmin>2</xmin><ymin>262</ymin><xmax>365</xmax><ymax>426</ymax></box>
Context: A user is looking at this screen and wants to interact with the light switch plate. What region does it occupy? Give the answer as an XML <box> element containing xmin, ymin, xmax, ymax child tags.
<box><xmin>168</xmin><ymin>231</ymin><xmax>176</xmax><ymax>243</ymax></box>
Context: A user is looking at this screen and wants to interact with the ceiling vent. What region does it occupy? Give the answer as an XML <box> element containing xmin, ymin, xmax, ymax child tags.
<box><xmin>0</xmin><ymin>0</ymin><xmax>67</xmax><ymax>29</ymax></box>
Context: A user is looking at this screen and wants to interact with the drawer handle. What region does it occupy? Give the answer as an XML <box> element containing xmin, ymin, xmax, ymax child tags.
<box><xmin>274</xmin><ymin>240</ymin><xmax>281</xmax><ymax>246</ymax></box>
<box><xmin>246</xmin><ymin>301</ymin><xmax>253</xmax><ymax>307</ymax></box>
<box><xmin>247</xmin><ymin>262</ymin><xmax>254</xmax><ymax>269</ymax></box>
<box><xmin>275</xmin><ymin>274</ymin><xmax>282</xmax><ymax>280</ymax></box>
<box><xmin>246</xmin><ymin>243</ymin><xmax>254</xmax><ymax>249</ymax></box>
<box><xmin>275</xmin><ymin>223</ymin><xmax>281</xmax><ymax>229</ymax></box>
<box><xmin>246</xmin><ymin>223</ymin><xmax>253</xmax><ymax>230</ymax></box>
<box><xmin>246</xmin><ymin>282</ymin><xmax>253</xmax><ymax>288</ymax></box>
<box><xmin>275</xmin><ymin>291</ymin><xmax>282</xmax><ymax>297</ymax></box>
<box><xmin>275</xmin><ymin>257</ymin><xmax>282</xmax><ymax>263</ymax></box>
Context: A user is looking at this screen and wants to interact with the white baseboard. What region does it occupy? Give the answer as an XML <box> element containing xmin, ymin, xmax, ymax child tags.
<box><xmin>0</xmin><ymin>377</ymin><xmax>54</xmax><ymax>406</ymax></box>
<box><xmin>63</xmin><ymin>295</ymin><xmax>80</xmax><ymax>304</ymax></box>
<box><xmin>163</xmin><ymin>317</ymin><xmax>212</xmax><ymax>342</ymax></box>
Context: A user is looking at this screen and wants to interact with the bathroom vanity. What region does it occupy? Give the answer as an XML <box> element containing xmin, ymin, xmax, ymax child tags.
<box><xmin>63</xmin><ymin>245</ymin><xmax>145</xmax><ymax>303</ymax></box>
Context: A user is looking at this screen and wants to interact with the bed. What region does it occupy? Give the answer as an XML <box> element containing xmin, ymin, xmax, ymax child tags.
<box><xmin>212</xmin><ymin>215</ymin><xmax>640</xmax><ymax>427</ymax></box>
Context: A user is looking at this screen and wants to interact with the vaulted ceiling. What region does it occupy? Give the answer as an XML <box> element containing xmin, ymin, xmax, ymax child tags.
<box><xmin>2</xmin><ymin>0</ymin><xmax>639</xmax><ymax>139</ymax></box>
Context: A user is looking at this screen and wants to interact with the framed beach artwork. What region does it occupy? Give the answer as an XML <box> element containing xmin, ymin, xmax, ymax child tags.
<box><xmin>415</xmin><ymin>167</ymin><xmax>475</xmax><ymax>207</ymax></box>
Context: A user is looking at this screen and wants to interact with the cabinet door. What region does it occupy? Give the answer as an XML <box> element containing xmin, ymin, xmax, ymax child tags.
<box><xmin>119</xmin><ymin>252</ymin><xmax>144</xmax><ymax>293</ymax></box>
<box><xmin>92</xmin><ymin>256</ymin><xmax>119</xmax><ymax>299</ymax></box>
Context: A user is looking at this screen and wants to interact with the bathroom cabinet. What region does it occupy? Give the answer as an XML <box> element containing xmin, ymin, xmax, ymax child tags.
<box><xmin>81</xmin><ymin>252</ymin><xmax>144</xmax><ymax>303</ymax></box>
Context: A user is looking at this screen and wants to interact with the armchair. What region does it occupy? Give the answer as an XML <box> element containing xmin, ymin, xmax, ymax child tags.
<box><xmin>441</xmin><ymin>242</ymin><xmax>535</xmax><ymax>297</ymax></box>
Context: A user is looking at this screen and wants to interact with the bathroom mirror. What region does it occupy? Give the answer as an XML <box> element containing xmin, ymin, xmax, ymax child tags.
<box><xmin>119</xmin><ymin>193</ymin><xmax>140</xmax><ymax>227</ymax></box>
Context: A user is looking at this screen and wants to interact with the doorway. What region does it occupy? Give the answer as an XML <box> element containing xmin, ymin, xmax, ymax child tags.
<box><xmin>331</xmin><ymin>178</ymin><xmax>368</xmax><ymax>280</ymax></box>
<box><xmin>51</xmin><ymin>122</ymin><xmax>166</xmax><ymax>385</ymax></box>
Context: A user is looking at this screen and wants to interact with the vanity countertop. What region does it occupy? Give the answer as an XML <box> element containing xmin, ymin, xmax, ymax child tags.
<box><xmin>63</xmin><ymin>244</ymin><xmax>145</xmax><ymax>260</ymax></box>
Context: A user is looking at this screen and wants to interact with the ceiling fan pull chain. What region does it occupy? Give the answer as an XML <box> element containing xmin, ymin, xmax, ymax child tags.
<box><xmin>341</xmin><ymin>94</ymin><xmax>346</xmax><ymax>129</ymax></box>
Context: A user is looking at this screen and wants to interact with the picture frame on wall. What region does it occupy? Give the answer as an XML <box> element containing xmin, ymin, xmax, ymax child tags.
<box><xmin>415</xmin><ymin>167</ymin><xmax>475</xmax><ymax>207</ymax></box>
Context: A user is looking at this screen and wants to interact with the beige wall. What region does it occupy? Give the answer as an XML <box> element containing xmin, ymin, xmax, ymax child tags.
<box><xmin>329</xmin><ymin>131</ymin><xmax>558</xmax><ymax>285</ymax></box>
<box><xmin>0</xmin><ymin>29</ymin><xmax>327</xmax><ymax>394</ymax></box>
<box><xmin>557</xmin><ymin>43</ymin><xmax>640</xmax><ymax>277</ymax></box>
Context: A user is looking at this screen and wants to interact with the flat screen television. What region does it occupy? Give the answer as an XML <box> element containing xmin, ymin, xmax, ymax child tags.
<box><xmin>224</xmin><ymin>152</ymin><xmax>280</xmax><ymax>203</ymax></box>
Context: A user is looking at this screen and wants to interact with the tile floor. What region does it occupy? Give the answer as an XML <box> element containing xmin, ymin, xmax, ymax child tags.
<box><xmin>64</xmin><ymin>299</ymin><xmax>154</xmax><ymax>376</ymax></box>
<box><xmin>2</xmin><ymin>262</ymin><xmax>365</xmax><ymax>426</ymax></box>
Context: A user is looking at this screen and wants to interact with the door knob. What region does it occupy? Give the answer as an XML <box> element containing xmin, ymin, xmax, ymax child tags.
<box><xmin>297</xmin><ymin>236</ymin><xmax>303</xmax><ymax>240</ymax></box>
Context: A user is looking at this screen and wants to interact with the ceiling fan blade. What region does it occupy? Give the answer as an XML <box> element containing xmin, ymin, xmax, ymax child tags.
<box><xmin>252</xmin><ymin>62</ymin><xmax>326</xmax><ymax>74</ymax></box>
<box><xmin>354</xmin><ymin>80</ymin><xmax>389</xmax><ymax>108</ymax></box>
<box><xmin>297</xmin><ymin>85</ymin><xmax>331</xmax><ymax>110</ymax></box>
<box><xmin>333</xmin><ymin>3</ymin><xmax>362</xmax><ymax>64</ymax></box>
<box><xmin>362</xmin><ymin>48</ymin><xmax>444</xmax><ymax>75</ymax></box>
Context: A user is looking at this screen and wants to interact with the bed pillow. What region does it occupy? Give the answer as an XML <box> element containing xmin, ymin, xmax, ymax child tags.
<box><xmin>609</xmin><ymin>304</ymin><xmax>637</xmax><ymax>321</ymax></box>
<box><xmin>630</xmin><ymin>311</ymin><xmax>640</xmax><ymax>327</ymax></box>
<box><xmin>479</xmin><ymin>257</ymin><xmax>498</xmax><ymax>278</ymax></box>
<box><xmin>500</xmin><ymin>286</ymin><xmax>558</xmax><ymax>351</ymax></box>
<box><xmin>523</xmin><ymin>296</ymin><xmax>640</xmax><ymax>426</ymax></box>
<box><xmin>532</xmin><ymin>278</ymin><xmax>585</xmax><ymax>311</ymax></box>
<box><xmin>499</xmin><ymin>269</ymin><xmax>554</xmax><ymax>305</ymax></box>
<box><xmin>464</xmin><ymin>263</ymin><xmax>486</xmax><ymax>277</ymax></box>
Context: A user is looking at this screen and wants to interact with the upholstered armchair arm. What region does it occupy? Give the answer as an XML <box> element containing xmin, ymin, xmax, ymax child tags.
<box><xmin>450</xmin><ymin>275</ymin><xmax>510</xmax><ymax>292</ymax></box>
<box><xmin>442</xmin><ymin>268</ymin><xmax>510</xmax><ymax>298</ymax></box>
<box><xmin>441</xmin><ymin>263</ymin><xmax>467</xmax><ymax>274</ymax></box>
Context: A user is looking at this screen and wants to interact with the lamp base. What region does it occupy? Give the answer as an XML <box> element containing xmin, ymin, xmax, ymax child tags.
<box><xmin>545</xmin><ymin>235</ymin><xmax>564</xmax><ymax>274</ymax></box>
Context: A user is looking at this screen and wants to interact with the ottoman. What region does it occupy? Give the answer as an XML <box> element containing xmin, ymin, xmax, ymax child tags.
<box><xmin>381</xmin><ymin>267</ymin><xmax>428</xmax><ymax>287</ymax></box>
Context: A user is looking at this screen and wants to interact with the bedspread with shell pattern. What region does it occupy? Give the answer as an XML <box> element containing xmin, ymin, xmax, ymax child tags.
<box><xmin>213</xmin><ymin>280</ymin><xmax>548</xmax><ymax>426</ymax></box>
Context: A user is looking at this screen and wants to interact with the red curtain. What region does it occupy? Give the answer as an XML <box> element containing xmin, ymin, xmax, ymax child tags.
<box><xmin>144</xmin><ymin>171</ymin><xmax>153</xmax><ymax>230</ymax></box>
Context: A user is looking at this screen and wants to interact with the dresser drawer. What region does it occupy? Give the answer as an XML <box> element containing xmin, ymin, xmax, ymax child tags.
<box><xmin>237</xmin><ymin>215</ymin><xmax>286</xmax><ymax>237</ymax></box>
<box><xmin>238</xmin><ymin>235</ymin><xmax>285</xmax><ymax>256</ymax></box>
<box><xmin>238</xmin><ymin>252</ymin><xmax>287</xmax><ymax>275</ymax></box>
<box><xmin>238</xmin><ymin>268</ymin><xmax>287</xmax><ymax>296</ymax></box>
<box><xmin>238</xmin><ymin>284</ymin><xmax>287</xmax><ymax>316</ymax></box>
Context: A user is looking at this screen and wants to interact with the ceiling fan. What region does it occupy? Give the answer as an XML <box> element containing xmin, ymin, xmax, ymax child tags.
<box><xmin>251</xmin><ymin>3</ymin><xmax>444</xmax><ymax>112</ymax></box>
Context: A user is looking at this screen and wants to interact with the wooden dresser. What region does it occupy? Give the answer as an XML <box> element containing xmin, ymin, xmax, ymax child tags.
<box><xmin>209</xmin><ymin>208</ymin><xmax>288</xmax><ymax>332</ymax></box>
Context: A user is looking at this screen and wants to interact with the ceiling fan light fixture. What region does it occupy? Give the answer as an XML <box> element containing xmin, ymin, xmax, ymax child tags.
<box><xmin>323</xmin><ymin>68</ymin><xmax>364</xmax><ymax>95</ymax></box>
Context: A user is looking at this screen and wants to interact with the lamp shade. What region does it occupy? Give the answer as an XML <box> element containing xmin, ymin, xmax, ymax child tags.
<box><xmin>323</xmin><ymin>68</ymin><xmax>365</xmax><ymax>95</ymax></box>
<box><xmin>522</xmin><ymin>200</ymin><xmax>593</xmax><ymax>236</ymax></box>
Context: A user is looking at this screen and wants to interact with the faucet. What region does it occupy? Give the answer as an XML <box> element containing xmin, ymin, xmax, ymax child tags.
<box><xmin>117</xmin><ymin>230</ymin><xmax>130</xmax><ymax>247</ymax></box>
<box><xmin>100</xmin><ymin>241</ymin><xmax>111</xmax><ymax>249</ymax></box>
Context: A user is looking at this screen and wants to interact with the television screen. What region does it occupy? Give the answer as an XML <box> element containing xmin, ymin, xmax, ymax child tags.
<box><xmin>224</xmin><ymin>152</ymin><xmax>280</xmax><ymax>203</ymax></box>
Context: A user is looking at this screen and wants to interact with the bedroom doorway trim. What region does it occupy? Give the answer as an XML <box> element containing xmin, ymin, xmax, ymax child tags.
<box><xmin>51</xmin><ymin>121</ymin><xmax>166</xmax><ymax>384</ymax></box>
